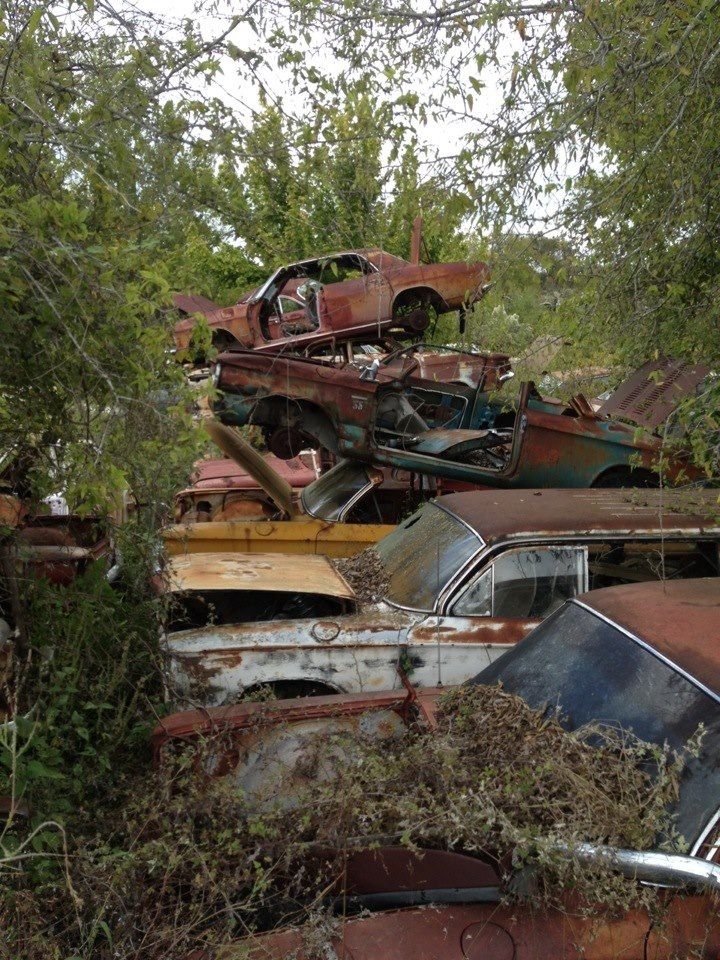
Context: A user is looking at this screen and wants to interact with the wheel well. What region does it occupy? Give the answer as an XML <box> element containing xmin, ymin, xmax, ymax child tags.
<box><xmin>211</xmin><ymin>328</ymin><xmax>240</xmax><ymax>351</ymax></box>
<box><xmin>392</xmin><ymin>286</ymin><xmax>446</xmax><ymax>316</ymax></box>
<box><xmin>591</xmin><ymin>466</ymin><xmax>661</xmax><ymax>488</ymax></box>
<box><xmin>249</xmin><ymin>396</ymin><xmax>339</xmax><ymax>454</ymax></box>
<box><xmin>243</xmin><ymin>679</ymin><xmax>342</xmax><ymax>700</ymax></box>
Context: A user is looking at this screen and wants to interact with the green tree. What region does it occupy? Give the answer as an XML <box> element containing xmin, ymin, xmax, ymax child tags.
<box><xmin>0</xmin><ymin>0</ymin><xmax>251</xmax><ymax>506</ymax></box>
<box><xmin>254</xmin><ymin>0</ymin><xmax>720</xmax><ymax>363</ymax></box>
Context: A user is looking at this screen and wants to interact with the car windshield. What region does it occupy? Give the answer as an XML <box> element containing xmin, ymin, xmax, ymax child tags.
<box><xmin>473</xmin><ymin>601</ymin><xmax>720</xmax><ymax>849</ymax></box>
<box><xmin>376</xmin><ymin>502</ymin><xmax>483</xmax><ymax>611</ymax></box>
<box><xmin>302</xmin><ymin>460</ymin><xmax>379</xmax><ymax>523</ymax></box>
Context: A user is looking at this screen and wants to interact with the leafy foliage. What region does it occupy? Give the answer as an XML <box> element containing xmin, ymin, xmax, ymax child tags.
<box><xmin>252</xmin><ymin>0</ymin><xmax>720</xmax><ymax>362</ymax></box>
<box><xmin>0</xmin><ymin>0</ymin><xmax>243</xmax><ymax>505</ymax></box>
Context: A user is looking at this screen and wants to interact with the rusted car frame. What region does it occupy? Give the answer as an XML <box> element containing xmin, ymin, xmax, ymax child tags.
<box><xmin>162</xmin><ymin>488</ymin><xmax>720</xmax><ymax>705</ymax></box>
<box><xmin>213</xmin><ymin>344</ymin><xmax>513</xmax><ymax>461</ymax></box>
<box><xmin>173</xmin><ymin>452</ymin><xmax>319</xmax><ymax>523</ymax></box>
<box><xmin>215</xmin><ymin>350</ymin><xmax>704</xmax><ymax>487</ymax></box>
<box><xmin>158</xmin><ymin>579</ymin><xmax>720</xmax><ymax>959</ymax></box>
<box><xmin>173</xmin><ymin>248</ymin><xmax>490</xmax><ymax>356</ymax></box>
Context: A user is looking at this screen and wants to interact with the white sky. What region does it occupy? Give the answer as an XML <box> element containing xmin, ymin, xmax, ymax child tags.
<box><xmin>143</xmin><ymin>0</ymin><xmax>482</xmax><ymax>159</ymax></box>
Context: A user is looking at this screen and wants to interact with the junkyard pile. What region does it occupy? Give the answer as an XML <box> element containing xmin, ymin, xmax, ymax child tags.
<box><xmin>5</xmin><ymin>685</ymin><xmax>687</xmax><ymax>958</ymax></box>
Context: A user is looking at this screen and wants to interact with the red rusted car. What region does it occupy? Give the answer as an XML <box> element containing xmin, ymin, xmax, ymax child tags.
<box><xmin>173</xmin><ymin>452</ymin><xmax>319</xmax><ymax>523</ymax></box>
<box><xmin>173</xmin><ymin>248</ymin><xmax>490</xmax><ymax>356</ymax></box>
<box><xmin>214</xmin><ymin>343</ymin><xmax>513</xmax><ymax>460</ymax></box>
<box><xmin>158</xmin><ymin>580</ymin><xmax>720</xmax><ymax>958</ymax></box>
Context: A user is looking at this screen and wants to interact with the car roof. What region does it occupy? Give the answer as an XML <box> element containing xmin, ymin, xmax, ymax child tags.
<box><xmin>282</xmin><ymin>248</ymin><xmax>409</xmax><ymax>268</ymax></box>
<box><xmin>163</xmin><ymin>552</ymin><xmax>354</xmax><ymax>600</ymax></box>
<box><xmin>576</xmin><ymin>579</ymin><xmax>720</xmax><ymax>697</ymax></box>
<box><xmin>438</xmin><ymin>488</ymin><xmax>720</xmax><ymax>544</ymax></box>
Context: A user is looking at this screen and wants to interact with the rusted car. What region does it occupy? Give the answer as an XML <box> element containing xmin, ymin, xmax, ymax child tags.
<box><xmin>173</xmin><ymin>249</ymin><xmax>490</xmax><ymax>356</ymax></box>
<box><xmin>162</xmin><ymin>488</ymin><xmax>720</xmax><ymax>705</ymax></box>
<box><xmin>215</xmin><ymin>352</ymin><xmax>707</xmax><ymax>485</ymax></box>
<box><xmin>213</xmin><ymin>343</ymin><xmax>513</xmax><ymax>460</ymax></box>
<box><xmin>164</xmin><ymin>423</ymin><xmax>410</xmax><ymax>557</ymax></box>
<box><xmin>271</xmin><ymin>336</ymin><xmax>511</xmax><ymax>390</ymax></box>
<box><xmin>173</xmin><ymin>452</ymin><xmax>319</xmax><ymax>523</ymax></box>
<box><xmin>157</xmin><ymin>579</ymin><xmax>720</xmax><ymax>958</ymax></box>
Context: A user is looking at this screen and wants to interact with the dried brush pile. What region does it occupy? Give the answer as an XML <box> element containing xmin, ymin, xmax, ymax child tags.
<box><xmin>1</xmin><ymin>684</ymin><xmax>695</xmax><ymax>959</ymax></box>
<box><xmin>335</xmin><ymin>548</ymin><xmax>389</xmax><ymax>604</ymax></box>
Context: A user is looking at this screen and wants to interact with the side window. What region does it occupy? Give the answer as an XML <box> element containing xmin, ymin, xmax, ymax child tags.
<box><xmin>452</xmin><ymin>568</ymin><xmax>492</xmax><ymax>616</ymax></box>
<box><xmin>452</xmin><ymin>546</ymin><xmax>588</xmax><ymax>618</ymax></box>
<box><xmin>279</xmin><ymin>296</ymin><xmax>302</xmax><ymax>315</ymax></box>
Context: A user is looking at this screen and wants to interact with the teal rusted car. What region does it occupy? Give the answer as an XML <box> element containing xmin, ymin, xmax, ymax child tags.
<box><xmin>213</xmin><ymin>349</ymin><xmax>706</xmax><ymax>491</ymax></box>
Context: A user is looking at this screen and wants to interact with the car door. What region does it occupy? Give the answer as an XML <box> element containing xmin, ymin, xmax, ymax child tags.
<box><xmin>405</xmin><ymin>544</ymin><xmax>588</xmax><ymax>687</ymax></box>
<box><xmin>352</xmin><ymin>255</ymin><xmax>393</xmax><ymax>326</ymax></box>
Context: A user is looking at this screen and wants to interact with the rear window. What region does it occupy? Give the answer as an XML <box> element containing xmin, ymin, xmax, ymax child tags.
<box><xmin>376</xmin><ymin>502</ymin><xmax>483</xmax><ymax>611</ymax></box>
<box><xmin>474</xmin><ymin>601</ymin><xmax>720</xmax><ymax>848</ymax></box>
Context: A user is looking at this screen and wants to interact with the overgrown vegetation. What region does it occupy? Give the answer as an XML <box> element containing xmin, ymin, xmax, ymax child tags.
<box><xmin>1</xmin><ymin>685</ymin><xmax>694</xmax><ymax>957</ymax></box>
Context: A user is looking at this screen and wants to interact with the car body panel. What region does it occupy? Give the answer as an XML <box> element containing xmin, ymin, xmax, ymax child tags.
<box><xmin>237</xmin><ymin>898</ymin><xmax>720</xmax><ymax>959</ymax></box>
<box><xmin>163</xmin><ymin>518</ymin><xmax>395</xmax><ymax>559</ymax></box>
<box><xmin>164</xmin><ymin>551</ymin><xmax>354</xmax><ymax>600</ymax></box>
<box><xmin>173</xmin><ymin>250</ymin><xmax>491</xmax><ymax>354</ymax></box>
<box><xmin>597</xmin><ymin>357</ymin><xmax>710</xmax><ymax>429</ymax></box>
<box><xmin>165</xmin><ymin>609</ymin><xmax>518</xmax><ymax>703</ymax></box>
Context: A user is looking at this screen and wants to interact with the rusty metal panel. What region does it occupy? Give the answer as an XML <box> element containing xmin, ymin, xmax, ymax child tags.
<box><xmin>598</xmin><ymin>358</ymin><xmax>710</xmax><ymax>429</ymax></box>
<box><xmin>162</xmin><ymin>519</ymin><xmax>395</xmax><ymax>559</ymax></box>
<box><xmin>582</xmin><ymin>579</ymin><xmax>720</xmax><ymax>697</ymax></box>
<box><xmin>164</xmin><ymin>610</ymin><xmax>517</xmax><ymax>706</ymax></box>
<box><xmin>438</xmin><ymin>488</ymin><xmax>720</xmax><ymax>544</ymax></box>
<box><xmin>171</xmin><ymin>292</ymin><xmax>221</xmax><ymax>315</ymax></box>
<box><xmin>239</xmin><ymin>896</ymin><xmax>720</xmax><ymax>959</ymax></box>
<box><xmin>164</xmin><ymin>552</ymin><xmax>355</xmax><ymax>599</ymax></box>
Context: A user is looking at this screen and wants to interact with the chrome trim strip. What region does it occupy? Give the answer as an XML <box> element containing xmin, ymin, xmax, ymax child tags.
<box><xmin>572</xmin><ymin>598</ymin><xmax>720</xmax><ymax>708</ymax></box>
<box><xmin>560</xmin><ymin>843</ymin><xmax>720</xmax><ymax>892</ymax></box>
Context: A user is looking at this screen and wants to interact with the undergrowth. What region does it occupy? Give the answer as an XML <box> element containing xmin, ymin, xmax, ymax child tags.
<box><xmin>1</xmin><ymin>680</ymin><xmax>701</xmax><ymax>959</ymax></box>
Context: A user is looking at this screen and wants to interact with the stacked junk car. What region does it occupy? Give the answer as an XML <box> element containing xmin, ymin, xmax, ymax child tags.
<box><xmin>5</xmin><ymin>217</ymin><xmax>719</xmax><ymax>960</ymax></box>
